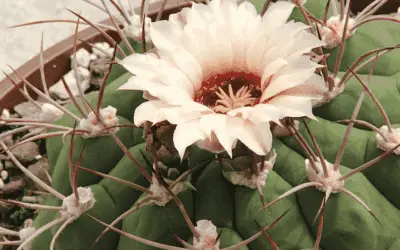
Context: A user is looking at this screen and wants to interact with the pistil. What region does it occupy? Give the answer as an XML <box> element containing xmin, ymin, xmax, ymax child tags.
<box><xmin>214</xmin><ymin>85</ymin><xmax>256</xmax><ymax>113</ymax></box>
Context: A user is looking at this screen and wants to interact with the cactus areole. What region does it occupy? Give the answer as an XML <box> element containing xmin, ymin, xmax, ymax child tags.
<box><xmin>2</xmin><ymin>0</ymin><xmax>400</xmax><ymax>250</ymax></box>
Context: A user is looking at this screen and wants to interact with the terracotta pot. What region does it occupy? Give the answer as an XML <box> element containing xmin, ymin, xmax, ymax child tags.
<box><xmin>0</xmin><ymin>0</ymin><xmax>191</xmax><ymax>110</ymax></box>
<box><xmin>1</xmin><ymin>0</ymin><xmax>398</xmax><ymax>110</ymax></box>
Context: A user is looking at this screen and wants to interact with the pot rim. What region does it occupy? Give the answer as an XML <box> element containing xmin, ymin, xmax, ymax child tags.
<box><xmin>0</xmin><ymin>0</ymin><xmax>192</xmax><ymax>110</ymax></box>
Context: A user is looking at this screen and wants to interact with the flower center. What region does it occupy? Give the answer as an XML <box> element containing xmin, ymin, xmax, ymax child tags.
<box><xmin>194</xmin><ymin>72</ymin><xmax>262</xmax><ymax>113</ymax></box>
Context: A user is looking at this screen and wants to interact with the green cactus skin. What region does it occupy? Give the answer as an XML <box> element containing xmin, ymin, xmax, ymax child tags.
<box><xmin>290</xmin><ymin>0</ymin><xmax>400</xmax><ymax>76</ymax></box>
<box><xmin>30</xmin><ymin>1</ymin><xmax>400</xmax><ymax>249</ymax></box>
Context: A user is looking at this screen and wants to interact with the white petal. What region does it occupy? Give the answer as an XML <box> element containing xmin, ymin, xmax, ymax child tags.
<box><xmin>195</xmin><ymin>134</ymin><xmax>226</xmax><ymax>154</ymax></box>
<box><xmin>119</xmin><ymin>77</ymin><xmax>192</xmax><ymax>105</ymax></box>
<box><xmin>157</xmin><ymin>48</ymin><xmax>203</xmax><ymax>88</ymax></box>
<box><xmin>261</xmin><ymin>56</ymin><xmax>321</xmax><ymax>101</ymax></box>
<box><xmin>134</xmin><ymin>101</ymin><xmax>168</xmax><ymax>126</ymax></box>
<box><xmin>267</xmin><ymin>95</ymin><xmax>316</xmax><ymax>120</ymax></box>
<box><xmin>236</xmin><ymin>121</ymin><xmax>273</xmax><ymax>156</ymax></box>
<box><xmin>231</xmin><ymin>2</ymin><xmax>260</xmax><ymax>72</ymax></box>
<box><xmin>285</xmin><ymin>30</ymin><xmax>325</xmax><ymax>61</ymax></box>
<box><xmin>260</xmin><ymin>59</ymin><xmax>288</xmax><ymax>89</ymax></box>
<box><xmin>150</xmin><ymin>21</ymin><xmax>184</xmax><ymax>51</ymax></box>
<box><xmin>154</xmin><ymin>67</ymin><xmax>195</xmax><ymax>95</ymax></box>
<box><xmin>173</xmin><ymin>120</ymin><xmax>207</xmax><ymax>158</ymax></box>
<box><xmin>119</xmin><ymin>53</ymin><xmax>160</xmax><ymax>77</ymax></box>
<box><xmin>260</xmin><ymin>21</ymin><xmax>309</xmax><ymax>67</ymax></box>
<box><xmin>169</xmin><ymin>7</ymin><xmax>191</xmax><ymax>28</ymax></box>
<box><xmin>228</xmin><ymin>104</ymin><xmax>282</xmax><ymax>124</ymax></box>
<box><xmin>261</xmin><ymin>1</ymin><xmax>295</xmax><ymax>28</ymax></box>
<box><xmin>134</xmin><ymin>100</ymin><xmax>208</xmax><ymax>126</ymax></box>
<box><xmin>199</xmin><ymin>114</ymin><xmax>241</xmax><ymax>157</ymax></box>
<box><xmin>246</xmin><ymin>1</ymin><xmax>295</xmax><ymax>73</ymax></box>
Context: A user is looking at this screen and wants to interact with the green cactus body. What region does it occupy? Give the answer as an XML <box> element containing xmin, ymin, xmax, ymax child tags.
<box><xmin>289</xmin><ymin>0</ymin><xmax>400</xmax><ymax>76</ymax></box>
<box><xmin>28</xmin><ymin>1</ymin><xmax>400</xmax><ymax>250</ymax></box>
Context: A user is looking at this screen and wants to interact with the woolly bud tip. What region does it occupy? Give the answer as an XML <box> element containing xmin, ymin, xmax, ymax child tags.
<box><xmin>148</xmin><ymin>161</ymin><xmax>190</xmax><ymax>206</ymax></box>
<box><xmin>79</xmin><ymin>106</ymin><xmax>119</xmax><ymax>138</ymax></box>
<box><xmin>224</xmin><ymin>149</ymin><xmax>277</xmax><ymax>189</ymax></box>
<box><xmin>193</xmin><ymin>220</ymin><xmax>220</xmax><ymax>250</ymax></box>
<box><xmin>313</xmin><ymin>77</ymin><xmax>344</xmax><ymax>107</ymax></box>
<box><xmin>305</xmin><ymin>158</ymin><xmax>344</xmax><ymax>193</ymax></box>
<box><xmin>376</xmin><ymin>125</ymin><xmax>400</xmax><ymax>155</ymax></box>
<box><xmin>319</xmin><ymin>15</ymin><xmax>356</xmax><ymax>49</ymax></box>
<box><xmin>62</xmin><ymin>187</ymin><xmax>96</xmax><ymax>219</ymax></box>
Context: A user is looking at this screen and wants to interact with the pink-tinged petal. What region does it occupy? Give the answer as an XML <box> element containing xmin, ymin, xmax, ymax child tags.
<box><xmin>120</xmin><ymin>57</ymin><xmax>193</xmax><ymax>93</ymax></box>
<box><xmin>260</xmin><ymin>59</ymin><xmax>288</xmax><ymax>89</ymax></box>
<box><xmin>199</xmin><ymin>114</ymin><xmax>241</xmax><ymax>157</ymax></box>
<box><xmin>209</xmin><ymin>0</ymin><xmax>237</xmax><ymax>24</ymax></box>
<box><xmin>261</xmin><ymin>56</ymin><xmax>321</xmax><ymax>102</ymax></box>
<box><xmin>236</xmin><ymin>121</ymin><xmax>273</xmax><ymax>156</ymax></box>
<box><xmin>180</xmin><ymin>26</ymin><xmax>210</xmax><ymax>81</ymax></box>
<box><xmin>261</xmin><ymin>1</ymin><xmax>294</xmax><ymax>25</ymax></box>
<box><xmin>154</xmin><ymin>66</ymin><xmax>195</xmax><ymax>95</ymax></box>
<box><xmin>237</xmin><ymin>1</ymin><xmax>258</xmax><ymax>17</ymax></box>
<box><xmin>198</xmin><ymin>113</ymin><xmax>225</xmax><ymax>136</ymax></box>
<box><xmin>152</xmin><ymin>107</ymin><xmax>203</xmax><ymax>125</ymax></box>
<box><xmin>134</xmin><ymin>100</ymin><xmax>209</xmax><ymax>127</ymax></box>
<box><xmin>231</xmin><ymin>2</ymin><xmax>260</xmax><ymax>72</ymax></box>
<box><xmin>276</xmin><ymin>81</ymin><xmax>326</xmax><ymax>99</ymax></box>
<box><xmin>285</xmin><ymin>30</ymin><xmax>326</xmax><ymax>60</ymax></box>
<box><xmin>228</xmin><ymin>105</ymin><xmax>282</xmax><ymax>124</ymax></box>
<box><xmin>267</xmin><ymin>96</ymin><xmax>316</xmax><ymax>120</ymax></box>
<box><xmin>169</xmin><ymin>7</ymin><xmax>191</xmax><ymax>28</ymax></box>
<box><xmin>246</xmin><ymin>1</ymin><xmax>295</xmax><ymax>73</ymax></box>
<box><xmin>157</xmin><ymin>102</ymin><xmax>211</xmax><ymax>124</ymax></box>
<box><xmin>207</xmin><ymin>25</ymin><xmax>234</xmax><ymax>76</ymax></box>
<box><xmin>180</xmin><ymin>7</ymin><xmax>211</xmax><ymax>62</ymax></box>
<box><xmin>133</xmin><ymin>101</ymin><xmax>170</xmax><ymax>126</ymax></box>
<box><xmin>142</xmin><ymin>91</ymin><xmax>158</xmax><ymax>101</ymax></box>
<box><xmin>195</xmin><ymin>133</ymin><xmax>226</xmax><ymax>154</ymax></box>
<box><xmin>260</xmin><ymin>21</ymin><xmax>309</xmax><ymax>67</ymax></box>
<box><xmin>119</xmin><ymin>77</ymin><xmax>192</xmax><ymax>105</ymax></box>
<box><xmin>157</xmin><ymin>48</ymin><xmax>203</xmax><ymax>87</ymax></box>
<box><xmin>191</xmin><ymin>4</ymin><xmax>214</xmax><ymax>26</ymax></box>
<box><xmin>150</xmin><ymin>21</ymin><xmax>184</xmax><ymax>51</ymax></box>
<box><xmin>173</xmin><ymin>119</ymin><xmax>207</xmax><ymax>159</ymax></box>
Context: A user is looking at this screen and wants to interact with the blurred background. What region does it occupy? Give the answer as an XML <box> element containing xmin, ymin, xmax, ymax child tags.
<box><xmin>0</xmin><ymin>0</ymin><xmax>141</xmax><ymax>79</ymax></box>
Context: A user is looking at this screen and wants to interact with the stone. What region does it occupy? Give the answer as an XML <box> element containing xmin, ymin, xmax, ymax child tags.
<box><xmin>25</xmin><ymin>157</ymin><xmax>51</xmax><ymax>191</ymax></box>
<box><xmin>49</xmin><ymin>67</ymin><xmax>91</xmax><ymax>100</ymax></box>
<box><xmin>13</xmin><ymin>102</ymin><xmax>41</xmax><ymax>120</ymax></box>
<box><xmin>10</xmin><ymin>142</ymin><xmax>40</xmax><ymax>163</ymax></box>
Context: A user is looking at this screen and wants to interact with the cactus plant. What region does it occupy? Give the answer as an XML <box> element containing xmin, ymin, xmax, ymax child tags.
<box><xmin>1</xmin><ymin>0</ymin><xmax>400</xmax><ymax>250</ymax></box>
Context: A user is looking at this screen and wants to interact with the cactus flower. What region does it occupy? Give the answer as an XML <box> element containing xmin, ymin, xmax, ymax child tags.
<box><xmin>120</xmin><ymin>0</ymin><xmax>325</xmax><ymax>158</ymax></box>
